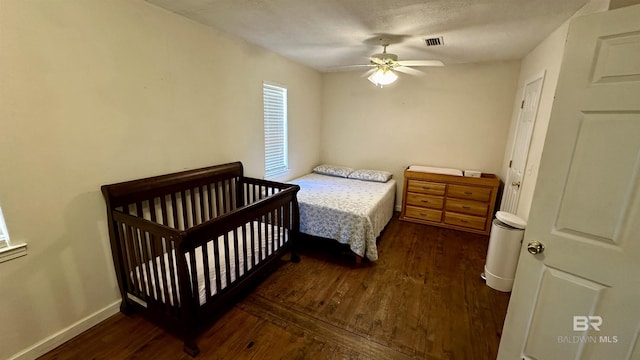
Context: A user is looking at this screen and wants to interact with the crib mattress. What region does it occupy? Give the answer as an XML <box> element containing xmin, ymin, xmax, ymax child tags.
<box><xmin>289</xmin><ymin>173</ymin><xmax>396</xmax><ymax>261</ymax></box>
<box><xmin>132</xmin><ymin>221</ymin><xmax>284</xmax><ymax>307</ymax></box>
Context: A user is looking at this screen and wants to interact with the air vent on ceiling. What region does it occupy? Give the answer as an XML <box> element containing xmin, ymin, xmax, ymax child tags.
<box><xmin>424</xmin><ymin>36</ymin><xmax>444</xmax><ymax>47</ymax></box>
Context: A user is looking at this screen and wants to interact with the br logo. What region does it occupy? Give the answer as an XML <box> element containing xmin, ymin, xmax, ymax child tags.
<box><xmin>573</xmin><ymin>316</ymin><xmax>602</xmax><ymax>331</ymax></box>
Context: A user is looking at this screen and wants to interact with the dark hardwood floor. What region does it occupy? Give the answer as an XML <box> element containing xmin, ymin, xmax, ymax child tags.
<box><xmin>39</xmin><ymin>214</ymin><xmax>510</xmax><ymax>360</ymax></box>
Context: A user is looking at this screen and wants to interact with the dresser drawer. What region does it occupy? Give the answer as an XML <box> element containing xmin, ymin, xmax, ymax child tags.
<box><xmin>407</xmin><ymin>180</ymin><xmax>446</xmax><ymax>196</ymax></box>
<box><xmin>445</xmin><ymin>198</ymin><xmax>488</xmax><ymax>217</ymax></box>
<box><xmin>406</xmin><ymin>193</ymin><xmax>444</xmax><ymax>209</ymax></box>
<box><xmin>447</xmin><ymin>184</ymin><xmax>491</xmax><ymax>202</ymax></box>
<box><xmin>405</xmin><ymin>206</ymin><xmax>442</xmax><ymax>222</ymax></box>
<box><xmin>444</xmin><ymin>212</ymin><xmax>487</xmax><ymax>231</ymax></box>
<box><xmin>401</xmin><ymin>169</ymin><xmax>500</xmax><ymax>235</ymax></box>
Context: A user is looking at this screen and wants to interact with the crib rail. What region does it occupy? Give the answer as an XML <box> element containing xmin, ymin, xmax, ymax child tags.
<box><xmin>184</xmin><ymin>185</ymin><xmax>299</xmax><ymax>311</ymax></box>
<box><xmin>111</xmin><ymin>212</ymin><xmax>184</xmax><ymax>318</ymax></box>
<box><xmin>101</xmin><ymin>162</ymin><xmax>300</xmax><ymax>356</ymax></box>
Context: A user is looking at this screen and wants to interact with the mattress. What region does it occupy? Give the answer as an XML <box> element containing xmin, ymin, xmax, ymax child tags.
<box><xmin>289</xmin><ymin>173</ymin><xmax>396</xmax><ymax>261</ymax></box>
<box><xmin>131</xmin><ymin>221</ymin><xmax>284</xmax><ymax>307</ymax></box>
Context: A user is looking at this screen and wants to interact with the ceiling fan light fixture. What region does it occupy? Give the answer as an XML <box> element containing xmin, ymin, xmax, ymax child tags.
<box><xmin>368</xmin><ymin>67</ymin><xmax>398</xmax><ymax>87</ymax></box>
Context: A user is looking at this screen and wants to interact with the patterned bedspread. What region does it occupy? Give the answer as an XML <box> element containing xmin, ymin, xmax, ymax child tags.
<box><xmin>289</xmin><ymin>173</ymin><xmax>396</xmax><ymax>261</ymax></box>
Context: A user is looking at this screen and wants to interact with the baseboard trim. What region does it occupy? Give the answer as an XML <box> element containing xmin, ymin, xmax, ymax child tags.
<box><xmin>10</xmin><ymin>300</ymin><xmax>121</xmax><ymax>360</ymax></box>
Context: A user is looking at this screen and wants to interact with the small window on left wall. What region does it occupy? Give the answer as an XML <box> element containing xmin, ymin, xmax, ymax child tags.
<box><xmin>0</xmin><ymin>205</ymin><xmax>27</xmax><ymax>263</ymax></box>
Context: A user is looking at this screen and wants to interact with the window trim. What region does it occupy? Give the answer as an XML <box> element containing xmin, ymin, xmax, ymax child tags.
<box><xmin>0</xmin><ymin>205</ymin><xmax>27</xmax><ymax>263</ymax></box>
<box><xmin>262</xmin><ymin>82</ymin><xmax>289</xmax><ymax>178</ymax></box>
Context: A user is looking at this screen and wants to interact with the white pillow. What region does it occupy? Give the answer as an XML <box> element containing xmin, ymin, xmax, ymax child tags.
<box><xmin>348</xmin><ymin>169</ymin><xmax>393</xmax><ymax>183</ymax></box>
<box><xmin>313</xmin><ymin>164</ymin><xmax>354</xmax><ymax>178</ymax></box>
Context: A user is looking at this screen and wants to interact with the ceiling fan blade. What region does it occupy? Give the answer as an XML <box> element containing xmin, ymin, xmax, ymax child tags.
<box><xmin>394</xmin><ymin>66</ymin><xmax>425</xmax><ymax>76</ymax></box>
<box><xmin>369</xmin><ymin>57</ymin><xmax>386</xmax><ymax>65</ymax></box>
<box><xmin>396</xmin><ymin>60</ymin><xmax>444</xmax><ymax>67</ymax></box>
<box><xmin>327</xmin><ymin>64</ymin><xmax>376</xmax><ymax>72</ymax></box>
<box><xmin>362</xmin><ymin>68</ymin><xmax>377</xmax><ymax>78</ymax></box>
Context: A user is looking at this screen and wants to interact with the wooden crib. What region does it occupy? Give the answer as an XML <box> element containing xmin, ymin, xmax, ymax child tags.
<box><xmin>101</xmin><ymin>162</ymin><xmax>300</xmax><ymax>356</ymax></box>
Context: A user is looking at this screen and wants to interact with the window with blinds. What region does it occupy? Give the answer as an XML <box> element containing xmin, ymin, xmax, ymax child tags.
<box><xmin>263</xmin><ymin>83</ymin><xmax>288</xmax><ymax>178</ymax></box>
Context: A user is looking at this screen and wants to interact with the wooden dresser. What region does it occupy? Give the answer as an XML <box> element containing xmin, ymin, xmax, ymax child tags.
<box><xmin>400</xmin><ymin>169</ymin><xmax>501</xmax><ymax>235</ymax></box>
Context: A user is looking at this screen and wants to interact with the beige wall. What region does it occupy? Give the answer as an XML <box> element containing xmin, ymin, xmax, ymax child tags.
<box><xmin>500</xmin><ymin>0</ymin><xmax>609</xmax><ymax>221</ymax></box>
<box><xmin>321</xmin><ymin>62</ymin><xmax>521</xmax><ymax>207</ymax></box>
<box><xmin>0</xmin><ymin>1</ymin><xmax>321</xmax><ymax>358</ymax></box>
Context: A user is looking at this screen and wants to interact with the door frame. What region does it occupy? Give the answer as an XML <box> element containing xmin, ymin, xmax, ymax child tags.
<box><xmin>500</xmin><ymin>70</ymin><xmax>546</xmax><ymax>214</ymax></box>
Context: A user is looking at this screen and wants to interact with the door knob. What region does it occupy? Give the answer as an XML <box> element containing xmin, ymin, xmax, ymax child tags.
<box><xmin>527</xmin><ymin>241</ymin><xmax>545</xmax><ymax>255</ymax></box>
<box><xmin>512</xmin><ymin>181</ymin><xmax>521</xmax><ymax>188</ymax></box>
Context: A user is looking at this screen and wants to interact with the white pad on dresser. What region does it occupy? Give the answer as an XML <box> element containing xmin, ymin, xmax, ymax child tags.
<box><xmin>408</xmin><ymin>165</ymin><xmax>463</xmax><ymax>177</ymax></box>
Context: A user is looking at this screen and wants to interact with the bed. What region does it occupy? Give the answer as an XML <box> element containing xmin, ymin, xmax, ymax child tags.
<box><xmin>289</xmin><ymin>165</ymin><xmax>396</xmax><ymax>261</ymax></box>
<box><xmin>101</xmin><ymin>162</ymin><xmax>300</xmax><ymax>356</ymax></box>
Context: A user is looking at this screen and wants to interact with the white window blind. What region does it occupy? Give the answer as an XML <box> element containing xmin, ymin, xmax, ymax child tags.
<box><xmin>263</xmin><ymin>83</ymin><xmax>288</xmax><ymax>177</ymax></box>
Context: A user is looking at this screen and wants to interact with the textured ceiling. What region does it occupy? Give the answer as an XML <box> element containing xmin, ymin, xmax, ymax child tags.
<box><xmin>146</xmin><ymin>0</ymin><xmax>590</xmax><ymax>72</ymax></box>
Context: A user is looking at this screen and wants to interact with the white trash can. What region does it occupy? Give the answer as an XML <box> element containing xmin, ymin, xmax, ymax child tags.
<box><xmin>482</xmin><ymin>211</ymin><xmax>526</xmax><ymax>292</ymax></box>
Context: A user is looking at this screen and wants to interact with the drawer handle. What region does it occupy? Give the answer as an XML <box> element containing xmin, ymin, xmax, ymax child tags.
<box><xmin>420</xmin><ymin>213</ymin><xmax>427</xmax><ymax>216</ymax></box>
<box><xmin>460</xmin><ymin>219</ymin><xmax>468</xmax><ymax>223</ymax></box>
<box><xmin>422</xmin><ymin>187</ymin><xmax>431</xmax><ymax>190</ymax></box>
<box><xmin>421</xmin><ymin>200</ymin><xmax>429</xmax><ymax>203</ymax></box>
<box><xmin>464</xmin><ymin>191</ymin><xmax>473</xmax><ymax>195</ymax></box>
<box><xmin>462</xmin><ymin>206</ymin><xmax>471</xmax><ymax>209</ymax></box>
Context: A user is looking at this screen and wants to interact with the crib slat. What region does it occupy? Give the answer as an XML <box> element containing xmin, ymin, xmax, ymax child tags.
<box><xmin>117</xmin><ymin>222</ymin><xmax>135</xmax><ymax>292</ymax></box>
<box><xmin>274</xmin><ymin>207</ymin><xmax>280</xmax><ymax>249</ymax></box>
<box><xmin>212</xmin><ymin>233</ymin><xmax>222</xmax><ymax>294</ymax></box>
<box><xmin>257</xmin><ymin>218</ymin><xmax>263</xmax><ymax>262</ymax></box>
<box><xmin>190</xmin><ymin>188</ymin><xmax>198</xmax><ymax>226</ymax></box>
<box><xmin>149</xmin><ymin>198</ymin><xmax>157</xmax><ymax>223</ymax></box>
<box><xmin>284</xmin><ymin>203</ymin><xmax>291</xmax><ymax>246</ymax></box>
<box><xmin>231</xmin><ymin>177</ymin><xmax>239</xmax><ymax>211</ymax></box>
<box><xmin>274</xmin><ymin>209</ymin><xmax>279</xmax><ymax>250</ymax></box>
<box><xmin>221</xmin><ymin>180</ymin><xmax>228</xmax><ymax>215</ymax></box>
<box><xmin>223</xmin><ymin>233</ymin><xmax>231</xmax><ymax>288</ymax></box>
<box><xmin>201</xmin><ymin>240</ymin><xmax>212</xmax><ymax>304</ymax></box>
<box><xmin>233</xmin><ymin>227</ymin><xmax>240</xmax><ymax>280</ymax></box>
<box><xmin>249</xmin><ymin>221</ymin><xmax>256</xmax><ymax>267</ymax></box>
<box><xmin>233</xmin><ymin>178</ymin><xmax>245</xmax><ymax>209</ymax></box>
<box><xmin>272</xmin><ymin>209</ymin><xmax>277</xmax><ymax>250</ymax></box>
<box><xmin>200</xmin><ymin>185</ymin><xmax>208</xmax><ymax>222</ymax></box>
<box><xmin>166</xmin><ymin>239</ymin><xmax>181</xmax><ymax>314</ymax></box>
<box><xmin>125</xmin><ymin>224</ymin><xmax>145</xmax><ymax>299</ymax></box>
<box><xmin>213</xmin><ymin>181</ymin><xmax>222</xmax><ymax>218</ymax></box>
<box><xmin>252</xmin><ymin>183</ymin><xmax>258</xmax><ymax>204</ymax></box>
<box><xmin>137</xmin><ymin>230</ymin><xmax>152</xmax><ymax>302</ymax></box>
<box><xmin>140</xmin><ymin>230</ymin><xmax>160</xmax><ymax>307</ymax></box>
<box><xmin>152</xmin><ymin>236</ymin><xmax>171</xmax><ymax>311</ymax></box>
<box><xmin>207</xmin><ymin>184</ymin><xmax>215</xmax><ymax>219</ymax></box>
<box><xmin>135</xmin><ymin>201</ymin><xmax>143</xmax><ymax>218</ymax></box>
<box><xmin>160</xmin><ymin>195</ymin><xmax>169</xmax><ymax>226</ymax></box>
<box><xmin>144</xmin><ymin>231</ymin><xmax>158</xmax><ymax>299</ymax></box>
<box><xmin>187</xmin><ymin>247</ymin><xmax>199</xmax><ymax>304</ymax></box>
<box><xmin>180</xmin><ymin>190</ymin><xmax>189</xmax><ymax>230</ymax></box>
<box><xmin>241</xmin><ymin>223</ymin><xmax>248</xmax><ymax>274</ymax></box>
<box><xmin>279</xmin><ymin>207</ymin><xmax>284</xmax><ymax>247</ymax></box>
<box><xmin>170</xmin><ymin>193</ymin><xmax>179</xmax><ymax>229</ymax></box>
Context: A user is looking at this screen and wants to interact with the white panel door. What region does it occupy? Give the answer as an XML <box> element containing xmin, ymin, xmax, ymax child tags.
<box><xmin>498</xmin><ymin>5</ymin><xmax>640</xmax><ymax>360</ymax></box>
<box><xmin>501</xmin><ymin>72</ymin><xmax>544</xmax><ymax>213</ymax></box>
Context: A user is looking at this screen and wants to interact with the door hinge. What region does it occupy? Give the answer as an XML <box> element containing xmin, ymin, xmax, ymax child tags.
<box><xmin>509</xmin><ymin>160</ymin><xmax>513</xmax><ymax>168</ymax></box>
<box><xmin>521</xmin><ymin>100</ymin><xmax>525</xmax><ymax>109</ymax></box>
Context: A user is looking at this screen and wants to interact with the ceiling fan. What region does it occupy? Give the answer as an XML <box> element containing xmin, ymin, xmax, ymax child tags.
<box><xmin>348</xmin><ymin>39</ymin><xmax>444</xmax><ymax>87</ymax></box>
